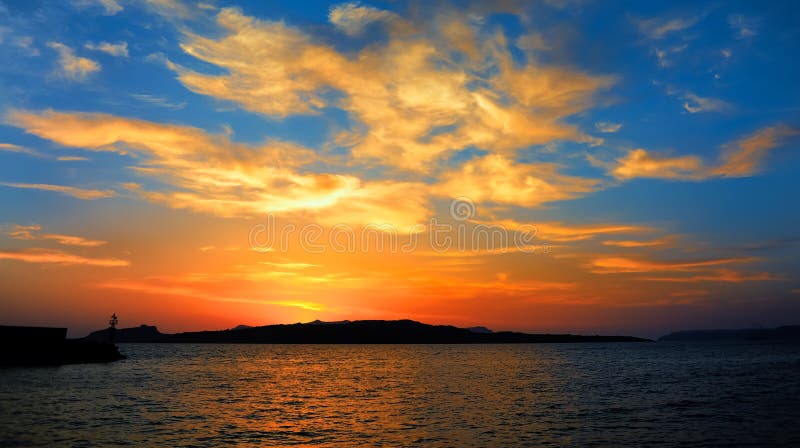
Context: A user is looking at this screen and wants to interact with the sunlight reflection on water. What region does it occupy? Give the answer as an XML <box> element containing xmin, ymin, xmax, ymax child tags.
<box><xmin>1</xmin><ymin>342</ymin><xmax>799</xmax><ymax>446</ymax></box>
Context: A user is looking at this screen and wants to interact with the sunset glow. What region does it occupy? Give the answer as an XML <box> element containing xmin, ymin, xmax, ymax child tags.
<box><xmin>1</xmin><ymin>0</ymin><xmax>798</xmax><ymax>337</ymax></box>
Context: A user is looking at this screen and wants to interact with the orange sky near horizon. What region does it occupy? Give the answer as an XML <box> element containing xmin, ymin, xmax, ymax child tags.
<box><xmin>1</xmin><ymin>1</ymin><xmax>799</xmax><ymax>338</ymax></box>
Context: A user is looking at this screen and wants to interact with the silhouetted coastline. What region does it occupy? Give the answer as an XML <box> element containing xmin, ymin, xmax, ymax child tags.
<box><xmin>84</xmin><ymin>319</ymin><xmax>651</xmax><ymax>344</ymax></box>
<box><xmin>0</xmin><ymin>326</ymin><xmax>125</xmax><ymax>367</ymax></box>
<box><xmin>659</xmin><ymin>325</ymin><xmax>800</xmax><ymax>342</ymax></box>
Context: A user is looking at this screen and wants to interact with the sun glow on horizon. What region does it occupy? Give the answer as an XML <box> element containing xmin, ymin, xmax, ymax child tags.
<box><xmin>1</xmin><ymin>0</ymin><xmax>799</xmax><ymax>338</ymax></box>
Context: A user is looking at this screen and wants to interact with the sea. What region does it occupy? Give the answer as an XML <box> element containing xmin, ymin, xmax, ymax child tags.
<box><xmin>1</xmin><ymin>341</ymin><xmax>799</xmax><ymax>447</ymax></box>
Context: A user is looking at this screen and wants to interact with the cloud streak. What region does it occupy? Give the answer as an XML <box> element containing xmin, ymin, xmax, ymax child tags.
<box><xmin>7</xmin><ymin>224</ymin><xmax>107</xmax><ymax>247</ymax></box>
<box><xmin>634</xmin><ymin>15</ymin><xmax>701</xmax><ymax>39</ymax></box>
<box><xmin>0</xmin><ymin>181</ymin><xmax>115</xmax><ymax>199</ymax></box>
<box><xmin>85</xmin><ymin>41</ymin><xmax>128</xmax><ymax>57</ymax></box>
<box><xmin>589</xmin><ymin>256</ymin><xmax>757</xmax><ymax>274</ymax></box>
<box><xmin>606</xmin><ymin>125</ymin><xmax>798</xmax><ymax>180</ymax></box>
<box><xmin>0</xmin><ymin>249</ymin><xmax>128</xmax><ymax>267</ymax></box>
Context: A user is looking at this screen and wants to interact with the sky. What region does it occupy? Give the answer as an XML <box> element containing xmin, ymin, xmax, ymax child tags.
<box><xmin>1</xmin><ymin>0</ymin><xmax>799</xmax><ymax>338</ymax></box>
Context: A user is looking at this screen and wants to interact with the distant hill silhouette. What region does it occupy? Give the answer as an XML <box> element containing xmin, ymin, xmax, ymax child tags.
<box><xmin>84</xmin><ymin>319</ymin><xmax>649</xmax><ymax>344</ymax></box>
<box><xmin>659</xmin><ymin>325</ymin><xmax>800</xmax><ymax>342</ymax></box>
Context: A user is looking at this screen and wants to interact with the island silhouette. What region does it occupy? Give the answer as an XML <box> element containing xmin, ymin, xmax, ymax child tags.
<box><xmin>82</xmin><ymin>319</ymin><xmax>650</xmax><ymax>344</ymax></box>
<box><xmin>6</xmin><ymin>320</ymin><xmax>800</xmax><ymax>367</ymax></box>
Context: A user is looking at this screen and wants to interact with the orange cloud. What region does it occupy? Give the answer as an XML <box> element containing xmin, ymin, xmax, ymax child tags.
<box><xmin>6</xmin><ymin>224</ymin><xmax>107</xmax><ymax>247</ymax></box>
<box><xmin>437</xmin><ymin>154</ymin><xmax>600</xmax><ymax>207</ymax></box>
<box><xmin>95</xmin><ymin>279</ymin><xmax>324</xmax><ymax>311</ymax></box>
<box><xmin>610</xmin><ymin>148</ymin><xmax>704</xmax><ymax>180</ymax></box>
<box><xmin>603</xmin><ymin>237</ymin><xmax>673</xmax><ymax>248</ymax></box>
<box><xmin>169</xmin><ymin>7</ymin><xmax>612</xmax><ymax>171</ymax></box>
<box><xmin>589</xmin><ymin>256</ymin><xmax>756</xmax><ymax>274</ymax></box>
<box><xmin>607</xmin><ymin>125</ymin><xmax>798</xmax><ymax>180</ymax></box>
<box><xmin>0</xmin><ymin>249</ymin><xmax>128</xmax><ymax>267</ymax></box>
<box><xmin>485</xmin><ymin>218</ymin><xmax>650</xmax><ymax>242</ymax></box>
<box><xmin>6</xmin><ymin>109</ymin><xmax>428</xmax><ymax>229</ymax></box>
<box><xmin>328</xmin><ymin>2</ymin><xmax>401</xmax><ymax>36</ymax></box>
<box><xmin>712</xmin><ymin>125</ymin><xmax>799</xmax><ymax>177</ymax></box>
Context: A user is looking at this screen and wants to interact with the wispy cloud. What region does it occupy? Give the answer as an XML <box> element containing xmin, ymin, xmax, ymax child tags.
<box><xmin>682</xmin><ymin>92</ymin><xmax>731</xmax><ymax>114</ymax></box>
<box><xmin>130</xmin><ymin>93</ymin><xmax>186</xmax><ymax>110</ymax></box>
<box><xmin>328</xmin><ymin>2</ymin><xmax>400</xmax><ymax>36</ymax></box>
<box><xmin>72</xmin><ymin>0</ymin><xmax>123</xmax><ymax>15</ymax></box>
<box><xmin>11</xmin><ymin>36</ymin><xmax>40</xmax><ymax>56</ymax></box>
<box><xmin>654</xmin><ymin>44</ymin><xmax>687</xmax><ymax>68</ymax></box>
<box><xmin>589</xmin><ymin>256</ymin><xmax>757</xmax><ymax>274</ymax></box>
<box><xmin>481</xmin><ymin>219</ymin><xmax>650</xmax><ymax>242</ymax></box>
<box><xmin>710</xmin><ymin>125</ymin><xmax>799</xmax><ymax>177</ymax></box>
<box><xmin>95</xmin><ymin>279</ymin><xmax>325</xmax><ymax>311</ymax></box>
<box><xmin>1</xmin><ymin>143</ymin><xmax>88</xmax><ymax>162</ymax></box>
<box><xmin>259</xmin><ymin>261</ymin><xmax>322</xmax><ymax>270</ymax></box>
<box><xmin>6</xmin><ymin>109</ymin><xmax>427</xmax><ymax>228</ymax></box>
<box><xmin>47</xmin><ymin>42</ymin><xmax>100</xmax><ymax>81</ymax></box>
<box><xmin>607</xmin><ymin>148</ymin><xmax>704</xmax><ymax>180</ymax></box>
<box><xmin>605</xmin><ymin>125</ymin><xmax>797</xmax><ymax>180</ymax></box>
<box><xmin>0</xmin><ymin>181</ymin><xmax>115</xmax><ymax>199</ymax></box>
<box><xmin>644</xmin><ymin>270</ymin><xmax>780</xmax><ymax>283</ymax></box>
<box><xmin>634</xmin><ymin>15</ymin><xmax>701</xmax><ymax>39</ymax></box>
<box><xmin>0</xmin><ymin>143</ymin><xmax>45</xmax><ymax>158</ymax></box>
<box><xmin>85</xmin><ymin>41</ymin><xmax>128</xmax><ymax>57</ymax></box>
<box><xmin>595</xmin><ymin>121</ymin><xmax>622</xmax><ymax>133</ymax></box>
<box><xmin>0</xmin><ymin>249</ymin><xmax>128</xmax><ymax>267</ymax></box>
<box><xmin>603</xmin><ymin>237</ymin><xmax>673</xmax><ymax>248</ymax></box>
<box><xmin>7</xmin><ymin>224</ymin><xmax>107</xmax><ymax>247</ymax></box>
<box><xmin>728</xmin><ymin>14</ymin><xmax>759</xmax><ymax>39</ymax></box>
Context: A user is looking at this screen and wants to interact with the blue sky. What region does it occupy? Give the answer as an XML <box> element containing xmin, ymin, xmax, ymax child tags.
<box><xmin>0</xmin><ymin>0</ymin><xmax>799</xmax><ymax>336</ymax></box>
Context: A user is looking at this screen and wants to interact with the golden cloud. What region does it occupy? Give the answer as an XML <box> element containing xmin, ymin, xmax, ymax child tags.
<box><xmin>589</xmin><ymin>256</ymin><xmax>757</xmax><ymax>274</ymax></box>
<box><xmin>437</xmin><ymin>154</ymin><xmax>600</xmax><ymax>207</ymax></box>
<box><xmin>603</xmin><ymin>237</ymin><xmax>673</xmax><ymax>248</ymax></box>
<box><xmin>483</xmin><ymin>218</ymin><xmax>650</xmax><ymax>242</ymax></box>
<box><xmin>170</xmin><ymin>7</ymin><xmax>613</xmax><ymax>171</ymax></box>
<box><xmin>0</xmin><ymin>249</ymin><xmax>128</xmax><ymax>267</ymax></box>
<box><xmin>608</xmin><ymin>125</ymin><xmax>798</xmax><ymax>180</ymax></box>
<box><xmin>6</xmin><ymin>109</ymin><xmax>429</xmax><ymax>229</ymax></box>
<box><xmin>95</xmin><ymin>279</ymin><xmax>324</xmax><ymax>311</ymax></box>
<box><xmin>712</xmin><ymin>125</ymin><xmax>799</xmax><ymax>177</ymax></box>
<box><xmin>7</xmin><ymin>224</ymin><xmax>107</xmax><ymax>247</ymax></box>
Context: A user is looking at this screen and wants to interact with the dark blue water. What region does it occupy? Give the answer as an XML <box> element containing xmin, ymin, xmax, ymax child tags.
<box><xmin>1</xmin><ymin>342</ymin><xmax>799</xmax><ymax>446</ymax></box>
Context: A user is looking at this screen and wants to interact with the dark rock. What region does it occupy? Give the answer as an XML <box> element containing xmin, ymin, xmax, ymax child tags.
<box><xmin>0</xmin><ymin>326</ymin><xmax>125</xmax><ymax>367</ymax></box>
